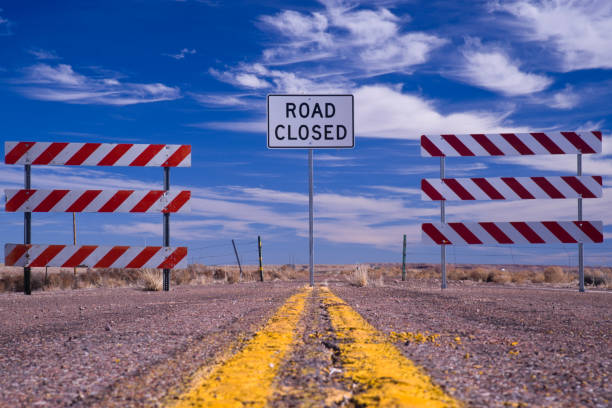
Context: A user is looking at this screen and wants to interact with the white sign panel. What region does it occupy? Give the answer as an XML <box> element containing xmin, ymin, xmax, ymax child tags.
<box><xmin>267</xmin><ymin>94</ymin><xmax>354</xmax><ymax>149</ymax></box>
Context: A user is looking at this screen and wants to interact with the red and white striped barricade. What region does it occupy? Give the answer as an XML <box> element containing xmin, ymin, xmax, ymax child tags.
<box><xmin>421</xmin><ymin>176</ymin><xmax>602</xmax><ymax>201</ymax></box>
<box><xmin>422</xmin><ymin>221</ymin><xmax>603</xmax><ymax>245</ymax></box>
<box><xmin>4</xmin><ymin>244</ymin><xmax>188</xmax><ymax>269</ymax></box>
<box><xmin>420</xmin><ymin>131</ymin><xmax>603</xmax><ymax>291</ymax></box>
<box><xmin>5</xmin><ymin>190</ymin><xmax>191</xmax><ymax>213</ymax></box>
<box><xmin>4</xmin><ymin>141</ymin><xmax>192</xmax><ymax>293</ymax></box>
<box><xmin>5</xmin><ymin>142</ymin><xmax>191</xmax><ymax>167</ymax></box>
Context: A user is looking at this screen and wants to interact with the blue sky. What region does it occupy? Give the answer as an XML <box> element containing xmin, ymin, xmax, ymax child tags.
<box><xmin>1</xmin><ymin>0</ymin><xmax>611</xmax><ymax>267</ymax></box>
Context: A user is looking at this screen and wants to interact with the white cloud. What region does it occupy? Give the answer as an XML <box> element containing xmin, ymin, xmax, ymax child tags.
<box><xmin>164</xmin><ymin>48</ymin><xmax>196</xmax><ymax>60</ymax></box>
<box><xmin>190</xmin><ymin>92</ymin><xmax>250</xmax><ymax>107</ymax></box>
<box><xmin>27</xmin><ymin>48</ymin><xmax>61</xmax><ymax>60</ymax></box>
<box><xmin>0</xmin><ymin>9</ymin><xmax>12</xmax><ymax>36</ymax></box>
<box><xmin>16</xmin><ymin>63</ymin><xmax>181</xmax><ymax>105</ymax></box>
<box><xmin>457</xmin><ymin>39</ymin><xmax>552</xmax><ymax>96</ymax></box>
<box><xmin>494</xmin><ymin>0</ymin><xmax>612</xmax><ymax>71</ymax></box>
<box><xmin>550</xmin><ymin>84</ymin><xmax>579</xmax><ymax>109</ymax></box>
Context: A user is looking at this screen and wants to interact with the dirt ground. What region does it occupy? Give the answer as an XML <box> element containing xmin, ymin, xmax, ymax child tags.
<box><xmin>0</xmin><ymin>276</ymin><xmax>610</xmax><ymax>407</ymax></box>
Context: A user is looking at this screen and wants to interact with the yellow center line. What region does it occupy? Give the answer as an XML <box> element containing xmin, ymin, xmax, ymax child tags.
<box><xmin>320</xmin><ymin>287</ymin><xmax>462</xmax><ymax>407</ymax></box>
<box><xmin>171</xmin><ymin>287</ymin><xmax>311</xmax><ymax>408</ymax></box>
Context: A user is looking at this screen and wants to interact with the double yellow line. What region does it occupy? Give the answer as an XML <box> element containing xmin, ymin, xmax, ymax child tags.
<box><xmin>172</xmin><ymin>286</ymin><xmax>460</xmax><ymax>407</ymax></box>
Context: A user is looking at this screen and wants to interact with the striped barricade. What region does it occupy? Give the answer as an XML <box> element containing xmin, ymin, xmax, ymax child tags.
<box><xmin>5</xmin><ymin>142</ymin><xmax>191</xmax><ymax>167</ymax></box>
<box><xmin>420</xmin><ymin>132</ymin><xmax>602</xmax><ymax>157</ymax></box>
<box><xmin>421</xmin><ymin>176</ymin><xmax>602</xmax><ymax>201</ymax></box>
<box><xmin>422</xmin><ymin>221</ymin><xmax>603</xmax><ymax>245</ymax></box>
<box><xmin>4</xmin><ymin>244</ymin><xmax>188</xmax><ymax>269</ymax></box>
<box><xmin>5</xmin><ymin>189</ymin><xmax>191</xmax><ymax>213</ymax></box>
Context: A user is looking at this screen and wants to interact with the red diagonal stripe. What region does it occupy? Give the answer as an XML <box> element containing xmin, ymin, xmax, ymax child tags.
<box><xmin>163</xmin><ymin>145</ymin><xmax>191</xmax><ymax>167</ymax></box>
<box><xmin>33</xmin><ymin>190</ymin><xmax>70</xmax><ymax>212</ymax></box>
<box><xmin>444</xmin><ymin>179</ymin><xmax>475</xmax><ymax>200</ymax></box>
<box><xmin>502</xmin><ymin>178</ymin><xmax>534</xmax><ymax>199</ymax></box>
<box><xmin>511</xmin><ymin>222</ymin><xmax>545</xmax><ymax>243</ymax></box>
<box><xmin>98</xmin><ymin>144</ymin><xmax>132</xmax><ymax>166</ymax></box>
<box><xmin>422</xmin><ymin>223</ymin><xmax>451</xmax><ymax>244</ymax></box>
<box><xmin>65</xmin><ymin>143</ymin><xmax>102</xmax><ymax>165</ymax></box>
<box><xmin>561</xmin><ymin>176</ymin><xmax>597</xmax><ymax>199</ymax></box>
<box><xmin>131</xmin><ymin>191</ymin><xmax>164</xmax><ymax>212</ymax></box>
<box><xmin>500</xmin><ymin>133</ymin><xmax>534</xmax><ymax>155</ymax></box>
<box><xmin>592</xmin><ymin>131</ymin><xmax>602</xmax><ymax>141</ymax></box>
<box><xmin>449</xmin><ymin>223</ymin><xmax>482</xmax><ymax>244</ymax></box>
<box><xmin>574</xmin><ymin>221</ymin><xmax>603</xmax><ymax>243</ymax></box>
<box><xmin>130</xmin><ymin>144</ymin><xmax>164</xmax><ymax>166</ymax></box>
<box><xmin>5</xmin><ymin>142</ymin><xmax>35</xmax><ymax>164</ymax></box>
<box><xmin>164</xmin><ymin>191</ymin><xmax>191</xmax><ymax>213</ymax></box>
<box><xmin>472</xmin><ymin>178</ymin><xmax>505</xmax><ymax>200</ymax></box>
<box><xmin>531</xmin><ymin>177</ymin><xmax>564</xmax><ymax>199</ymax></box>
<box><xmin>66</xmin><ymin>190</ymin><xmax>103</xmax><ymax>212</ymax></box>
<box><xmin>593</xmin><ymin>176</ymin><xmax>602</xmax><ymax>186</ymax></box>
<box><xmin>561</xmin><ymin>132</ymin><xmax>596</xmax><ymax>154</ymax></box>
<box><xmin>421</xmin><ymin>179</ymin><xmax>445</xmax><ymax>200</ymax></box>
<box><xmin>471</xmin><ymin>134</ymin><xmax>504</xmax><ymax>155</ymax></box>
<box><xmin>5</xmin><ymin>190</ymin><xmax>37</xmax><ymax>212</ymax></box>
<box><xmin>531</xmin><ymin>133</ymin><xmax>564</xmax><ymax>154</ymax></box>
<box><xmin>93</xmin><ymin>246</ymin><xmax>130</xmax><ymax>268</ymax></box>
<box><xmin>542</xmin><ymin>222</ymin><xmax>577</xmax><ymax>243</ymax></box>
<box><xmin>32</xmin><ymin>143</ymin><xmax>69</xmax><ymax>165</ymax></box>
<box><xmin>420</xmin><ymin>135</ymin><xmax>445</xmax><ymax>157</ymax></box>
<box><xmin>99</xmin><ymin>191</ymin><xmax>133</xmax><ymax>212</ymax></box>
<box><xmin>441</xmin><ymin>134</ymin><xmax>474</xmax><ymax>156</ymax></box>
<box><xmin>126</xmin><ymin>247</ymin><xmax>161</xmax><ymax>268</ymax></box>
<box><xmin>479</xmin><ymin>222</ymin><xmax>514</xmax><ymax>244</ymax></box>
<box><xmin>30</xmin><ymin>245</ymin><xmax>66</xmax><ymax>267</ymax></box>
<box><xmin>5</xmin><ymin>244</ymin><xmax>29</xmax><ymax>266</ymax></box>
<box><xmin>158</xmin><ymin>247</ymin><xmax>188</xmax><ymax>269</ymax></box>
<box><xmin>61</xmin><ymin>246</ymin><xmax>98</xmax><ymax>267</ymax></box>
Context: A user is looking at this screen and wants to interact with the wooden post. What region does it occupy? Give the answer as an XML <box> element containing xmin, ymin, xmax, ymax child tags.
<box><xmin>401</xmin><ymin>234</ymin><xmax>407</xmax><ymax>281</ymax></box>
<box><xmin>258</xmin><ymin>236</ymin><xmax>264</xmax><ymax>282</ymax></box>
<box><xmin>232</xmin><ymin>239</ymin><xmax>243</xmax><ymax>281</ymax></box>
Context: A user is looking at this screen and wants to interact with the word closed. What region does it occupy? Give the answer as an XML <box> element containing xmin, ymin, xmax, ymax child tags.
<box><xmin>267</xmin><ymin>94</ymin><xmax>354</xmax><ymax>149</ymax></box>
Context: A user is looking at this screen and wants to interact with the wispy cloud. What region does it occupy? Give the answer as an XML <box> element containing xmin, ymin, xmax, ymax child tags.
<box><xmin>27</xmin><ymin>48</ymin><xmax>61</xmax><ymax>60</ymax></box>
<box><xmin>15</xmin><ymin>63</ymin><xmax>181</xmax><ymax>105</ymax></box>
<box><xmin>455</xmin><ymin>38</ymin><xmax>552</xmax><ymax>96</ymax></box>
<box><xmin>164</xmin><ymin>48</ymin><xmax>196</xmax><ymax>60</ymax></box>
<box><xmin>493</xmin><ymin>0</ymin><xmax>612</xmax><ymax>71</ymax></box>
<box><xmin>0</xmin><ymin>9</ymin><xmax>13</xmax><ymax>36</ymax></box>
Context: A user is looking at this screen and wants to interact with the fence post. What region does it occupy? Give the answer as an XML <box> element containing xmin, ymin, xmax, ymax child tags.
<box><xmin>232</xmin><ymin>239</ymin><xmax>243</xmax><ymax>280</ymax></box>
<box><xmin>258</xmin><ymin>235</ymin><xmax>264</xmax><ymax>282</ymax></box>
<box><xmin>401</xmin><ymin>234</ymin><xmax>407</xmax><ymax>281</ymax></box>
<box><xmin>163</xmin><ymin>167</ymin><xmax>170</xmax><ymax>291</ymax></box>
<box><xmin>24</xmin><ymin>164</ymin><xmax>31</xmax><ymax>295</ymax></box>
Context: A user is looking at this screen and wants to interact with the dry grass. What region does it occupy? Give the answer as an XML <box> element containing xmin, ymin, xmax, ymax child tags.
<box><xmin>139</xmin><ymin>269</ymin><xmax>162</xmax><ymax>291</ymax></box>
<box><xmin>350</xmin><ymin>264</ymin><xmax>369</xmax><ymax>287</ymax></box>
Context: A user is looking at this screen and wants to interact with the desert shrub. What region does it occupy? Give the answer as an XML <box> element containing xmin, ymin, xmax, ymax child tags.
<box><xmin>585</xmin><ymin>269</ymin><xmax>607</xmax><ymax>287</ymax></box>
<box><xmin>47</xmin><ymin>271</ymin><xmax>75</xmax><ymax>290</ymax></box>
<box><xmin>469</xmin><ymin>267</ymin><xmax>489</xmax><ymax>282</ymax></box>
<box><xmin>213</xmin><ymin>268</ymin><xmax>225</xmax><ymax>280</ymax></box>
<box><xmin>511</xmin><ymin>270</ymin><xmax>531</xmax><ymax>284</ymax></box>
<box><xmin>226</xmin><ymin>269</ymin><xmax>240</xmax><ymax>284</ymax></box>
<box><xmin>139</xmin><ymin>269</ymin><xmax>162</xmax><ymax>291</ymax></box>
<box><xmin>488</xmin><ymin>270</ymin><xmax>511</xmax><ymax>284</ymax></box>
<box><xmin>448</xmin><ymin>268</ymin><xmax>469</xmax><ymax>281</ymax></box>
<box><xmin>350</xmin><ymin>264</ymin><xmax>369</xmax><ymax>287</ymax></box>
<box><xmin>544</xmin><ymin>266</ymin><xmax>566</xmax><ymax>283</ymax></box>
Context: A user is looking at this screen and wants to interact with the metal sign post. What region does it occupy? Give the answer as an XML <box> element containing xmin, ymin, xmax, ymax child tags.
<box><xmin>578</xmin><ymin>153</ymin><xmax>584</xmax><ymax>292</ymax></box>
<box><xmin>440</xmin><ymin>157</ymin><xmax>446</xmax><ymax>289</ymax></box>
<box><xmin>267</xmin><ymin>94</ymin><xmax>354</xmax><ymax>287</ymax></box>
<box><xmin>24</xmin><ymin>164</ymin><xmax>31</xmax><ymax>295</ymax></box>
<box><xmin>163</xmin><ymin>167</ymin><xmax>171</xmax><ymax>291</ymax></box>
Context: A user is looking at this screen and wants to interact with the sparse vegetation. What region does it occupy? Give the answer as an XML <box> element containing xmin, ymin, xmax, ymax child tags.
<box><xmin>350</xmin><ymin>264</ymin><xmax>369</xmax><ymax>287</ymax></box>
<box><xmin>139</xmin><ymin>269</ymin><xmax>162</xmax><ymax>291</ymax></box>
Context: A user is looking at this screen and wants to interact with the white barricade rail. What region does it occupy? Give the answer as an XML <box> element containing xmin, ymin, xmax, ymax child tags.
<box><xmin>422</xmin><ymin>221</ymin><xmax>604</xmax><ymax>245</ymax></box>
<box><xmin>4</xmin><ymin>244</ymin><xmax>188</xmax><ymax>269</ymax></box>
<box><xmin>4</xmin><ymin>142</ymin><xmax>191</xmax><ymax>167</ymax></box>
<box><xmin>420</xmin><ymin>132</ymin><xmax>602</xmax><ymax>157</ymax></box>
<box><xmin>5</xmin><ymin>189</ymin><xmax>191</xmax><ymax>213</ymax></box>
<box><xmin>421</xmin><ymin>176</ymin><xmax>602</xmax><ymax>201</ymax></box>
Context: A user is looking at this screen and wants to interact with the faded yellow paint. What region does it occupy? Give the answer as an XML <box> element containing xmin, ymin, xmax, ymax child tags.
<box><xmin>172</xmin><ymin>287</ymin><xmax>311</xmax><ymax>408</ymax></box>
<box><xmin>320</xmin><ymin>287</ymin><xmax>462</xmax><ymax>407</ymax></box>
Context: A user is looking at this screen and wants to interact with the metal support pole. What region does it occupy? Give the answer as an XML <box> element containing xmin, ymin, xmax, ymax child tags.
<box><xmin>440</xmin><ymin>157</ymin><xmax>447</xmax><ymax>289</ymax></box>
<box><xmin>24</xmin><ymin>164</ymin><xmax>31</xmax><ymax>295</ymax></box>
<box><xmin>578</xmin><ymin>154</ymin><xmax>584</xmax><ymax>292</ymax></box>
<box><xmin>258</xmin><ymin>235</ymin><xmax>264</xmax><ymax>282</ymax></box>
<box><xmin>163</xmin><ymin>167</ymin><xmax>170</xmax><ymax>291</ymax></box>
<box><xmin>308</xmin><ymin>149</ymin><xmax>314</xmax><ymax>287</ymax></box>
<box><xmin>401</xmin><ymin>234</ymin><xmax>407</xmax><ymax>281</ymax></box>
<box><xmin>73</xmin><ymin>212</ymin><xmax>77</xmax><ymax>288</ymax></box>
<box><xmin>232</xmin><ymin>239</ymin><xmax>243</xmax><ymax>281</ymax></box>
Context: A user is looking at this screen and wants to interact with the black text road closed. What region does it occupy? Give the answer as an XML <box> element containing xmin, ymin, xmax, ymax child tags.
<box><xmin>267</xmin><ymin>95</ymin><xmax>354</xmax><ymax>149</ymax></box>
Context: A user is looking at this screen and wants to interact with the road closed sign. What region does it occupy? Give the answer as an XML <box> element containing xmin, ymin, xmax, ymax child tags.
<box><xmin>267</xmin><ymin>94</ymin><xmax>354</xmax><ymax>149</ymax></box>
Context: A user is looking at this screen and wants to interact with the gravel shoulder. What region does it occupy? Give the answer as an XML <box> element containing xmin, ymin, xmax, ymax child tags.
<box><xmin>331</xmin><ymin>280</ymin><xmax>612</xmax><ymax>407</ymax></box>
<box><xmin>0</xmin><ymin>282</ymin><xmax>301</xmax><ymax>407</ymax></box>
